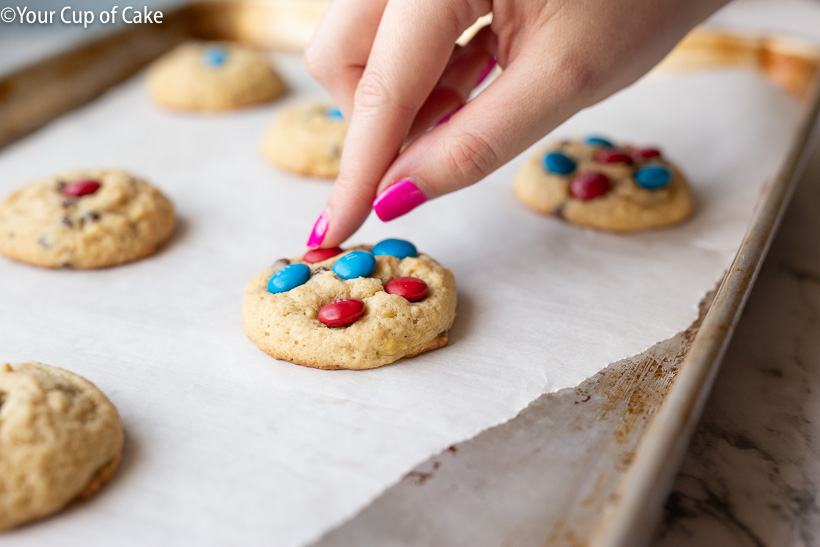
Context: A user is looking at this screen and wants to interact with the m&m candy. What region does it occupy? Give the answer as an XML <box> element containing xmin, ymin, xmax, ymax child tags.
<box><xmin>267</xmin><ymin>263</ymin><xmax>310</xmax><ymax>294</ymax></box>
<box><xmin>584</xmin><ymin>136</ymin><xmax>614</xmax><ymax>148</ymax></box>
<box><xmin>570</xmin><ymin>172</ymin><xmax>610</xmax><ymax>200</ymax></box>
<box><xmin>595</xmin><ymin>150</ymin><xmax>632</xmax><ymax>164</ymax></box>
<box><xmin>318</xmin><ymin>298</ymin><xmax>365</xmax><ymax>326</ymax></box>
<box><xmin>61</xmin><ymin>179</ymin><xmax>101</xmax><ymax>197</ymax></box>
<box><xmin>635</xmin><ymin>165</ymin><xmax>671</xmax><ymax>189</ymax></box>
<box><xmin>385</xmin><ymin>277</ymin><xmax>428</xmax><ymax>302</ymax></box>
<box><xmin>202</xmin><ymin>46</ymin><xmax>228</xmax><ymax>67</ymax></box>
<box><xmin>332</xmin><ymin>251</ymin><xmax>376</xmax><ymax>279</ymax></box>
<box><xmin>372</xmin><ymin>239</ymin><xmax>417</xmax><ymax>259</ymax></box>
<box><xmin>542</xmin><ymin>152</ymin><xmax>576</xmax><ymax>175</ymax></box>
<box><xmin>303</xmin><ymin>247</ymin><xmax>343</xmax><ymax>264</ymax></box>
<box><xmin>631</xmin><ymin>148</ymin><xmax>661</xmax><ymax>161</ymax></box>
<box><xmin>325</xmin><ymin>106</ymin><xmax>345</xmax><ymax>121</ymax></box>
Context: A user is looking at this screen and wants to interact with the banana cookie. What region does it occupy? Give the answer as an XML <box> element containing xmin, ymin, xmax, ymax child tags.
<box><xmin>0</xmin><ymin>362</ymin><xmax>124</xmax><ymax>531</ymax></box>
<box><xmin>0</xmin><ymin>169</ymin><xmax>175</xmax><ymax>269</ymax></box>
<box><xmin>147</xmin><ymin>41</ymin><xmax>286</xmax><ymax>111</ymax></box>
<box><xmin>262</xmin><ymin>102</ymin><xmax>348</xmax><ymax>178</ymax></box>
<box><xmin>513</xmin><ymin>136</ymin><xmax>693</xmax><ymax>232</ymax></box>
<box><xmin>243</xmin><ymin>239</ymin><xmax>457</xmax><ymax>370</ymax></box>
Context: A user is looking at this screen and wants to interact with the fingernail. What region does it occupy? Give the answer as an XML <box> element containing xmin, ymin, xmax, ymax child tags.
<box><xmin>436</xmin><ymin>104</ymin><xmax>464</xmax><ymax>126</ymax></box>
<box><xmin>372</xmin><ymin>179</ymin><xmax>428</xmax><ymax>222</ymax></box>
<box><xmin>475</xmin><ymin>58</ymin><xmax>498</xmax><ymax>87</ymax></box>
<box><xmin>306</xmin><ymin>210</ymin><xmax>329</xmax><ymax>248</ymax></box>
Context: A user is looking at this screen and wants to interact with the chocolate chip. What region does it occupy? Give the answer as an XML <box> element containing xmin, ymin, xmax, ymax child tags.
<box><xmin>84</xmin><ymin>211</ymin><xmax>101</xmax><ymax>222</ymax></box>
<box><xmin>56</xmin><ymin>180</ymin><xmax>66</xmax><ymax>192</ymax></box>
<box><xmin>61</xmin><ymin>216</ymin><xmax>74</xmax><ymax>228</ymax></box>
<box><xmin>437</xmin><ymin>330</ymin><xmax>449</xmax><ymax>338</ymax></box>
<box><xmin>61</xmin><ymin>198</ymin><xmax>76</xmax><ymax>209</ymax></box>
<box><xmin>60</xmin><ymin>262</ymin><xmax>74</xmax><ymax>268</ymax></box>
<box><xmin>554</xmin><ymin>202</ymin><xmax>567</xmax><ymax>220</ymax></box>
<box><xmin>38</xmin><ymin>236</ymin><xmax>51</xmax><ymax>249</ymax></box>
<box><xmin>271</xmin><ymin>258</ymin><xmax>290</xmax><ymax>271</ymax></box>
<box><xmin>311</xmin><ymin>266</ymin><xmax>329</xmax><ymax>278</ymax></box>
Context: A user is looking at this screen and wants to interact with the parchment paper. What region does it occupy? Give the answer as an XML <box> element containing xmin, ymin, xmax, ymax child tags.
<box><xmin>0</xmin><ymin>49</ymin><xmax>805</xmax><ymax>545</ymax></box>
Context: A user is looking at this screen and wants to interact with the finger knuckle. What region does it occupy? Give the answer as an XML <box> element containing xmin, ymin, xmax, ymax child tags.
<box><xmin>442</xmin><ymin>131</ymin><xmax>498</xmax><ymax>182</ymax></box>
<box><xmin>303</xmin><ymin>43</ymin><xmax>327</xmax><ymax>80</ymax></box>
<box><xmin>354</xmin><ymin>72</ymin><xmax>416</xmax><ymax>116</ymax></box>
<box><xmin>554</xmin><ymin>55</ymin><xmax>599</xmax><ymax>99</ymax></box>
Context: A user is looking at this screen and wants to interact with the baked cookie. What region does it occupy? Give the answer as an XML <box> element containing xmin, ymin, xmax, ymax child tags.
<box><xmin>243</xmin><ymin>239</ymin><xmax>457</xmax><ymax>370</ymax></box>
<box><xmin>513</xmin><ymin>136</ymin><xmax>693</xmax><ymax>232</ymax></box>
<box><xmin>0</xmin><ymin>169</ymin><xmax>175</xmax><ymax>269</ymax></box>
<box><xmin>147</xmin><ymin>41</ymin><xmax>286</xmax><ymax>111</ymax></box>
<box><xmin>261</xmin><ymin>102</ymin><xmax>348</xmax><ymax>178</ymax></box>
<box><xmin>0</xmin><ymin>362</ymin><xmax>124</xmax><ymax>531</ymax></box>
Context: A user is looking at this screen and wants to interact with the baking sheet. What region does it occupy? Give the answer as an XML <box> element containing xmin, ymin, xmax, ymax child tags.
<box><xmin>0</xmin><ymin>50</ymin><xmax>805</xmax><ymax>545</ymax></box>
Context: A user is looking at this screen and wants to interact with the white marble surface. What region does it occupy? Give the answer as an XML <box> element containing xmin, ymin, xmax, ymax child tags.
<box><xmin>654</xmin><ymin>124</ymin><xmax>820</xmax><ymax>546</ymax></box>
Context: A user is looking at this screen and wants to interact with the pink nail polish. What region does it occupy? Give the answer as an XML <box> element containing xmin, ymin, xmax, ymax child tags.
<box><xmin>475</xmin><ymin>58</ymin><xmax>498</xmax><ymax>87</ymax></box>
<box><xmin>306</xmin><ymin>210</ymin><xmax>329</xmax><ymax>248</ymax></box>
<box><xmin>372</xmin><ymin>180</ymin><xmax>428</xmax><ymax>222</ymax></box>
<box><xmin>436</xmin><ymin>104</ymin><xmax>464</xmax><ymax>126</ymax></box>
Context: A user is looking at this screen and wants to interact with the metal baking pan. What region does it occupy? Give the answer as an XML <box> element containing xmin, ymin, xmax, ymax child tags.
<box><xmin>1</xmin><ymin>3</ymin><xmax>819</xmax><ymax>545</ymax></box>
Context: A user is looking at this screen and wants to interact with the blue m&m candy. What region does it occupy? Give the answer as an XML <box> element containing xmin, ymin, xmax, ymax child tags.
<box><xmin>202</xmin><ymin>46</ymin><xmax>228</xmax><ymax>67</ymax></box>
<box><xmin>325</xmin><ymin>106</ymin><xmax>345</xmax><ymax>121</ymax></box>
<box><xmin>635</xmin><ymin>165</ymin><xmax>672</xmax><ymax>189</ymax></box>
<box><xmin>584</xmin><ymin>136</ymin><xmax>614</xmax><ymax>148</ymax></box>
<box><xmin>267</xmin><ymin>263</ymin><xmax>310</xmax><ymax>294</ymax></box>
<box><xmin>332</xmin><ymin>251</ymin><xmax>376</xmax><ymax>280</ymax></box>
<box><xmin>541</xmin><ymin>152</ymin><xmax>576</xmax><ymax>175</ymax></box>
<box><xmin>372</xmin><ymin>238</ymin><xmax>417</xmax><ymax>259</ymax></box>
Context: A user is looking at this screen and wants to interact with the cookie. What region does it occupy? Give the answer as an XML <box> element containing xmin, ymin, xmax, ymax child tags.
<box><xmin>0</xmin><ymin>169</ymin><xmax>175</xmax><ymax>269</ymax></box>
<box><xmin>513</xmin><ymin>136</ymin><xmax>693</xmax><ymax>232</ymax></box>
<box><xmin>147</xmin><ymin>41</ymin><xmax>286</xmax><ymax>111</ymax></box>
<box><xmin>0</xmin><ymin>362</ymin><xmax>124</xmax><ymax>531</ymax></box>
<box><xmin>243</xmin><ymin>239</ymin><xmax>457</xmax><ymax>370</ymax></box>
<box><xmin>261</xmin><ymin>102</ymin><xmax>348</xmax><ymax>178</ymax></box>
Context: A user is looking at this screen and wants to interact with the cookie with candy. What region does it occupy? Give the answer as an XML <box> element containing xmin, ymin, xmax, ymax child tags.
<box><xmin>261</xmin><ymin>102</ymin><xmax>349</xmax><ymax>178</ymax></box>
<box><xmin>243</xmin><ymin>238</ymin><xmax>457</xmax><ymax>370</ymax></box>
<box><xmin>513</xmin><ymin>136</ymin><xmax>693</xmax><ymax>232</ymax></box>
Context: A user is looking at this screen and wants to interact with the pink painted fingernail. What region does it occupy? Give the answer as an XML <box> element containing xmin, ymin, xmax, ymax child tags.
<box><xmin>372</xmin><ymin>179</ymin><xmax>428</xmax><ymax>222</ymax></box>
<box><xmin>476</xmin><ymin>58</ymin><xmax>498</xmax><ymax>86</ymax></box>
<box><xmin>306</xmin><ymin>210</ymin><xmax>329</xmax><ymax>248</ymax></box>
<box><xmin>436</xmin><ymin>104</ymin><xmax>464</xmax><ymax>126</ymax></box>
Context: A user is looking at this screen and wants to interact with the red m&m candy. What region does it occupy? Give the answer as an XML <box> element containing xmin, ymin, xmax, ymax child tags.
<box><xmin>61</xmin><ymin>179</ymin><xmax>101</xmax><ymax>197</ymax></box>
<box><xmin>303</xmin><ymin>247</ymin><xmax>343</xmax><ymax>264</ymax></box>
<box><xmin>595</xmin><ymin>150</ymin><xmax>632</xmax><ymax>164</ymax></box>
<box><xmin>570</xmin><ymin>172</ymin><xmax>610</xmax><ymax>200</ymax></box>
<box><xmin>318</xmin><ymin>298</ymin><xmax>365</xmax><ymax>327</ymax></box>
<box><xmin>631</xmin><ymin>148</ymin><xmax>661</xmax><ymax>161</ymax></box>
<box><xmin>385</xmin><ymin>277</ymin><xmax>428</xmax><ymax>302</ymax></box>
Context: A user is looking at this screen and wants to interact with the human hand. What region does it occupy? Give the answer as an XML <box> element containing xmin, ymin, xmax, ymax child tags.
<box><xmin>304</xmin><ymin>0</ymin><xmax>728</xmax><ymax>248</ymax></box>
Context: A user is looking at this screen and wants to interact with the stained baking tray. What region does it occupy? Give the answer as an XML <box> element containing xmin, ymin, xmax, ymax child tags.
<box><xmin>314</xmin><ymin>30</ymin><xmax>820</xmax><ymax>547</ymax></box>
<box><xmin>1</xmin><ymin>3</ymin><xmax>819</xmax><ymax>546</ymax></box>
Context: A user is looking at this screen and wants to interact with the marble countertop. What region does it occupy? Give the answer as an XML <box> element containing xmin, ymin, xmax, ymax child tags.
<box><xmin>654</xmin><ymin>123</ymin><xmax>820</xmax><ymax>546</ymax></box>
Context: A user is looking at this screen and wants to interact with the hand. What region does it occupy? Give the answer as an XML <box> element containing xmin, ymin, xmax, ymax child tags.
<box><xmin>304</xmin><ymin>0</ymin><xmax>727</xmax><ymax>248</ymax></box>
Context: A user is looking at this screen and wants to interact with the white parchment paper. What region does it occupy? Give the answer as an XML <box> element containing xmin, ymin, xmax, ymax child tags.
<box><xmin>0</xmin><ymin>50</ymin><xmax>806</xmax><ymax>545</ymax></box>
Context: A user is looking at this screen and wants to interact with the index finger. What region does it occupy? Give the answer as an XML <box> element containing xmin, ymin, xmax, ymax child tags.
<box><xmin>312</xmin><ymin>0</ymin><xmax>488</xmax><ymax>248</ymax></box>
